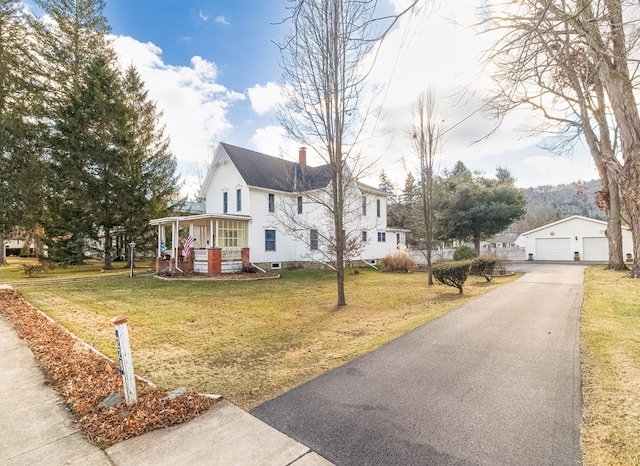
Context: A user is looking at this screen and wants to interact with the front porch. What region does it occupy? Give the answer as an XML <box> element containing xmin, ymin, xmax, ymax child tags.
<box><xmin>150</xmin><ymin>213</ymin><xmax>252</xmax><ymax>276</ymax></box>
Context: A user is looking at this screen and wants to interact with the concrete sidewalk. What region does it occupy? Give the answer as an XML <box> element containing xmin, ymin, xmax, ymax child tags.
<box><xmin>0</xmin><ymin>313</ymin><xmax>331</xmax><ymax>465</ymax></box>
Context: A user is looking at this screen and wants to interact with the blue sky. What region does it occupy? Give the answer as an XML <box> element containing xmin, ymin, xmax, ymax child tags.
<box><xmin>104</xmin><ymin>1</ymin><xmax>286</xmax><ymax>86</ymax></box>
<box><xmin>28</xmin><ymin>1</ymin><xmax>600</xmax><ymax>197</ymax></box>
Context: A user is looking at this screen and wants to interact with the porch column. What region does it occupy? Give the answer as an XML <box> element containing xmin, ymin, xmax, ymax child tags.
<box><xmin>209</xmin><ymin>218</ymin><xmax>214</xmax><ymax>248</ymax></box>
<box><xmin>157</xmin><ymin>225</ymin><xmax>162</xmax><ymax>258</ymax></box>
<box><xmin>241</xmin><ymin>248</ymin><xmax>250</xmax><ymax>268</ymax></box>
<box><xmin>208</xmin><ymin>248</ymin><xmax>222</xmax><ymax>275</ymax></box>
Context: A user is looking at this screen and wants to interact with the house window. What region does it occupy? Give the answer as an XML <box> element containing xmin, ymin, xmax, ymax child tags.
<box><xmin>310</xmin><ymin>229</ymin><xmax>318</xmax><ymax>250</ymax></box>
<box><xmin>236</xmin><ymin>189</ymin><xmax>242</xmax><ymax>212</ymax></box>
<box><xmin>219</xmin><ymin>220</ymin><xmax>248</xmax><ymax>248</ymax></box>
<box><xmin>268</xmin><ymin>193</ymin><xmax>275</xmax><ymax>213</ymax></box>
<box><xmin>265</xmin><ymin>229</ymin><xmax>276</xmax><ymax>251</ymax></box>
<box><xmin>377</xmin><ymin>232</ymin><xmax>386</xmax><ymax>242</ymax></box>
<box><xmin>223</xmin><ymin>191</ymin><xmax>228</xmax><ymax>214</ymax></box>
<box><xmin>362</xmin><ymin>231</ymin><xmax>367</xmax><ymax>242</ymax></box>
<box><xmin>376</xmin><ymin>199</ymin><xmax>381</xmax><ymax>217</ymax></box>
<box><xmin>397</xmin><ymin>233</ymin><xmax>401</xmax><ymax>245</ymax></box>
<box><xmin>298</xmin><ymin>196</ymin><xmax>303</xmax><ymax>214</ymax></box>
<box><xmin>362</xmin><ymin>196</ymin><xmax>367</xmax><ymax>216</ymax></box>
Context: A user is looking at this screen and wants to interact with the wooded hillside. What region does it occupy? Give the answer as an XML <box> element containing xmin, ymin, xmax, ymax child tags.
<box><xmin>523</xmin><ymin>179</ymin><xmax>603</xmax><ymax>220</ymax></box>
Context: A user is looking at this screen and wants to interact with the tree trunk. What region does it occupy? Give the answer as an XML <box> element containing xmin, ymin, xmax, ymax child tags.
<box><xmin>620</xmin><ymin>172</ymin><xmax>640</xmax><ymax>278</ymax></box>
<box><xmin>73</xmin><ymin>237</ymin><xmax>85</xmax><ymax>265</ymax></box>
<box><xmin>103</xmin><ymin>228</ymin><xmax>112</xmax><ymax>270</ymax></box>
<box><xmin>334</xmin><ymin>189</ymin><xmax>346</xmax><ymax>307</ymax></box>
<box><xmin>0</xmin><ymin>233</ymin><xmax>6</xmax><ymax>266</ymax></box>
<box><xmin>473</xmin><ymin>233</ymin><xmax>481</xmax><ymax>254</ymax></box>
<box><xmin>604</xmin><ymin>176</ymin><xmax>627</xmax><ymax>270</ymax></box>
<box><xmin>426</xmin><ymin>246</ymin><xmax>433</xmax><ymax>285</ymax></box>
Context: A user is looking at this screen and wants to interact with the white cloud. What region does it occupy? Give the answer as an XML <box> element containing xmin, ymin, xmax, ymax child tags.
<box><xmin>250</xmin><ymin>125</ymin><xmax>288</xmax><ymax>156</ymax></box>
<box><xmin>515</xmin><ymin>154</ymin><xmax>599</xmax><ymax>188</ymax></box>
<box><xmin>356</xmin><ymin>2</ymin><xmax>597</xmax><ymax>188</ymax></box>
<box><xmin>199</xmin><ymin>10</ymin><xmax>208</xmax><ymax>21</ymax></box>
<box><xmin>215</xmin><ymin>16</ymin><xmax>229</xmax><ymax>26</ymax></box>
<box><xmin>247</xmin><ymin>82</ymin><xmax>282</xmax><ymax>115</ymax></box>
<box><xmin>111</xmin><ymin>35</ymin><xmax>245</xmax><ymax>171</ymax></box>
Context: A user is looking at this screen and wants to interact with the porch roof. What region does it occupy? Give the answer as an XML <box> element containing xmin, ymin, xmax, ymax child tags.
<box><xmin>149</xmin><ymin>213</ymin><xmax>251</xmax><ymax>227</ymax></box>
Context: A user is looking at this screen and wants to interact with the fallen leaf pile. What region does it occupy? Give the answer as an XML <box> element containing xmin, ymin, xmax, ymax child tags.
<box><xmin>0</xmin><ymin>288</ymin><xmax>216</xmax><ymax>448</ymax></box>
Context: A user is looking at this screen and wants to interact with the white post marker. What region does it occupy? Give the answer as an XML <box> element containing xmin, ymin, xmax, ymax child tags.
<box><xmin>111</xmin><ymin>315</ymin><xmax>137</xmax><ymax>405</ymax></box>
<box><xmin>129</xmin><ymin>241</ymin><xmax>136</xmax><ymax>278</ymax></box>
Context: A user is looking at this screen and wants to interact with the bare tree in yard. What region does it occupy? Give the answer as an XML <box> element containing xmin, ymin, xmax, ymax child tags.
<box><xmin>277</xmin><ymin>0</ymin><xmax>380</xmax><ymax>307</ymax></box>
<box><xmin>409</xmin><ymin>89</ymin><xmax>443</xmax><ymax>285</ymax></box>
<box><xmin>484</xmin><ymin>0</ymin><xmax>640</xmax><ymax>273</ymax></box>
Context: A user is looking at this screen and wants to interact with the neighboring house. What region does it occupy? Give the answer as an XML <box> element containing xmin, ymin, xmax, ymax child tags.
<box><xmin>150</xmin><ymin>142</ymin><xmax>408</xmax><ymax>274</ymax></box>
<box><xmin>516</xmin><ymin>215</ymin><xmax>633</xmax><ymax>261</ymax></box>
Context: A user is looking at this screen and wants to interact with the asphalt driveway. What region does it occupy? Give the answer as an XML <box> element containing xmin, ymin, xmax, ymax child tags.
<box><xmin>251</xmin><ymin>263</ymin><xmax>585</xmax><ymax>465</ymax></box>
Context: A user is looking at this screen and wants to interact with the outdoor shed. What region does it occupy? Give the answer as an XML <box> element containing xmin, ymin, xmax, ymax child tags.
<box><xmin>516</xmin><ymin>215</ymin><xmax>633</xmax><ymax>262</ymax></box>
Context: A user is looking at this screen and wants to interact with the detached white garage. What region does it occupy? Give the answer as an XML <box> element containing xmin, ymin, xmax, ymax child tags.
<box><xmin>518</xmin><ymin>215</ymin><xmax>633</xmax><ymax>262</ymax></box>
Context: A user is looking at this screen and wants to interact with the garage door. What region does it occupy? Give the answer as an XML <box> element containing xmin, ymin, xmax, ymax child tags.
<box><xmin>535</xmin><ymin>238</ymin><xmax>572</xmax><ymax>261</ymax></box>
<box><xmin>583</xmin><ymin>237</ymin><xmax>608</xmax><ymax>261</ymax></box>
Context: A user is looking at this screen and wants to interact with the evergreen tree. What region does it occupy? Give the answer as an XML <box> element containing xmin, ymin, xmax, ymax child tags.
<box><xmin>0</xmin><ymin>1</ymin><xmax>45</xmax><ymax>265</ymax></box>
<box><xmin>379</xmin><ymin>170</ymin><xmax>402</xmax><ymax>228</ymax></box>
<box><xmin>121</xmin><ymin>65</ymin><xmax>179</xmax><ymax>263</ymax></box>
<box><xmin>49</xmin><ymin>56</ymin><xmax>132</xmax><ymax>268</ymax></box>
<box><xmin>37</xmin><ymin>0</ymin><xmax>114</xmax><ymax>263</ymax></box>
<box><xmin>437</xmin><ymin>162</ymin><xmax>527</xmax><ymax>252</ymax></box>
<box><xmin>397</xmin><ymin>172</ymin><xmax>421</xmax><ymax>242</ymax></box>
<box><xmin>35</xmin><ymin>0</ymin><xmax>111</xmax><ymax>103</ymax></box>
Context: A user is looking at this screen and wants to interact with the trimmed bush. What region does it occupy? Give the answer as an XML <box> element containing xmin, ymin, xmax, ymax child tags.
<box><xmin>432</xmin><ymin>260</ymin><xmax>473</xmax><ymax>294</ymax></box>
<box><xmin>452</xmin><ymin>244</ymin><xmax>478</xmax><ymax>261</ymax></box>
<box><xmin>471</xmin><ymin>255</ymin><xmax>497</xmax><ymax>282</ymax></box>
<box><xmin>21</xmin><ymin>258</ymin><xmax>56</xmax><ymax>278</ymax></box>
<box><xmin>379</xmin><ymin>249</ymin><xmax>416</xmax><ymax>273</ymax></box>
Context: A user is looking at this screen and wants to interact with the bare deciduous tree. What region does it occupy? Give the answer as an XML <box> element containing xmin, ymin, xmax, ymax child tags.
<box><xmin>277</xmin><ymin>0</ymin><xmax>380</xmax><ymax>306</ymax></box>
<box><xmin>483</xmin><ymin>0</ymin><xmax>634</xmax><ymax>271</ymax></box>
<box><xmin>409</xmin><ymin>88</ymin><xmax>443</xmax><ymax>285</ymax></box>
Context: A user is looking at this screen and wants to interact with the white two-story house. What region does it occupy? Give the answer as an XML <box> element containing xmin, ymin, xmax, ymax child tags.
<box><xmin>151</xmin><ymin>142</ymin><xmax>408</xmax><ymax>274</ymax></box>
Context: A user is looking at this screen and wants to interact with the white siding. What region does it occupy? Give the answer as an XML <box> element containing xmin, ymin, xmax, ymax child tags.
<box><xmin>203</xmin><ymin>153</ymin><xmax>246</xmax><ymax>216</ymax></box>
<box><xmin>199</xmin><ymin>144</ymin><xmax>396</xmax><ymax>265</ymax></box>
<box><xmin>522</xmin><ymin>216</ymin><xmax>634</xmax><ymax>261</ymax></box>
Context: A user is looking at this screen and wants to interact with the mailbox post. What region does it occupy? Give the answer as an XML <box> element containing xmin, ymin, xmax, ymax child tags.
<box><xmin>111</xmin><ymin>315</ymin><xmax>137</xmax><ymax>405</ymax></box>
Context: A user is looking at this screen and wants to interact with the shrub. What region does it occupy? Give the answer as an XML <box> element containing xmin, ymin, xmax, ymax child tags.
<box><xmin>471</xmin><ymin>255</ymin><xmax>497</xmax><ymax>282</ymax></box>
<box><xmin>453</xmin><ymin>244</ymin><xmax>478</xmax><ymax>261</ymax></box>
<box><xmin>379</xmin><ymin>249</ymin><xmax>416</xmax><ymax>273</ymax></box>
<box><xmin>432</xmin><ymin>260</ymin><xmax>473</xmax><ymax>294</ymax></box>
<box><xmin>21</xmin><ymin>258</ymin><xmax>56</xmax><ymax>278</ymax></box>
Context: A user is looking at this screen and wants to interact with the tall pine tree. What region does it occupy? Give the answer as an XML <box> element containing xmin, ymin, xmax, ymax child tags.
<box><xmin>0</xmin><ymin>1</ymin><xmax>45</xmax><ymax>265</ymax></box>
<box><xmin>50</xmin><ymin>56</ymin><xmax>132</xmax><ymax>268</ymax></box>
<box><xmin>37</xmin><ymin>0</ymin><xmax>114</xmax><ymax>263</ymax></box>
<box><xmin>121</xmin><ymin>65</ymin><xmax>179</xmax><ymax>263</ymax></box>
<box><xmin>35</xmin><ymin>0</ymin><xmax>111</xmax><ymax>102</ymax></box>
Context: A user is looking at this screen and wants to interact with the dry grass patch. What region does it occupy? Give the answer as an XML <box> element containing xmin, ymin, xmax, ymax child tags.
<box><xmin>15</xmin><ymin>268</ymin><xmax>518</xmax><ymax>410</ymax></box>
<box><xmin>581</xmin><ymin>267</ymin><xmax>640</xmax><ymax>465</ymax></box>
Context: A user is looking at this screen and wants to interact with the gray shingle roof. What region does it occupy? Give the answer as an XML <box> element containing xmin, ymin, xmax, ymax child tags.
<box><xmin>221</xmin><ymin>142</ymin><xmax>331</xmax><ymax>192</ymax></box>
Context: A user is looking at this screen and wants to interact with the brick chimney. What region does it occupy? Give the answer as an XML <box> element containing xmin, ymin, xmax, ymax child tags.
<box><xmin>298</xmin><ymin>147</ymin><xmax>307</xmax><ymax>166</ymax></box>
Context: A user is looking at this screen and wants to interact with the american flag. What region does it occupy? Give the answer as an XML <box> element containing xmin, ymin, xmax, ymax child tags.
<box><xmin>183</xmin><ymin>234</ymin><xmax>195</xmax><ymax>257</ymax></box>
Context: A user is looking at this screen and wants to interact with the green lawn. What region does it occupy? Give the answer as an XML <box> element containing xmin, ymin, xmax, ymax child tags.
<box><xmin>581</xmin><ymin>267</ymin><xmax>640</xmax><ymax>465</ymax></box>
<box><xmin>5</xmin><ymin>259</ymin><xmax>640</xmax><ymax>459</ymax></box>
<box><xmin>8</xmin><ymin>265</ymin><xmax>516</xmax><ymax>409</ymax></box>
<box><xmin>0</xmin><ymin>257</ymin><xmax>154</xmax><ymax>281</ymax></box>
